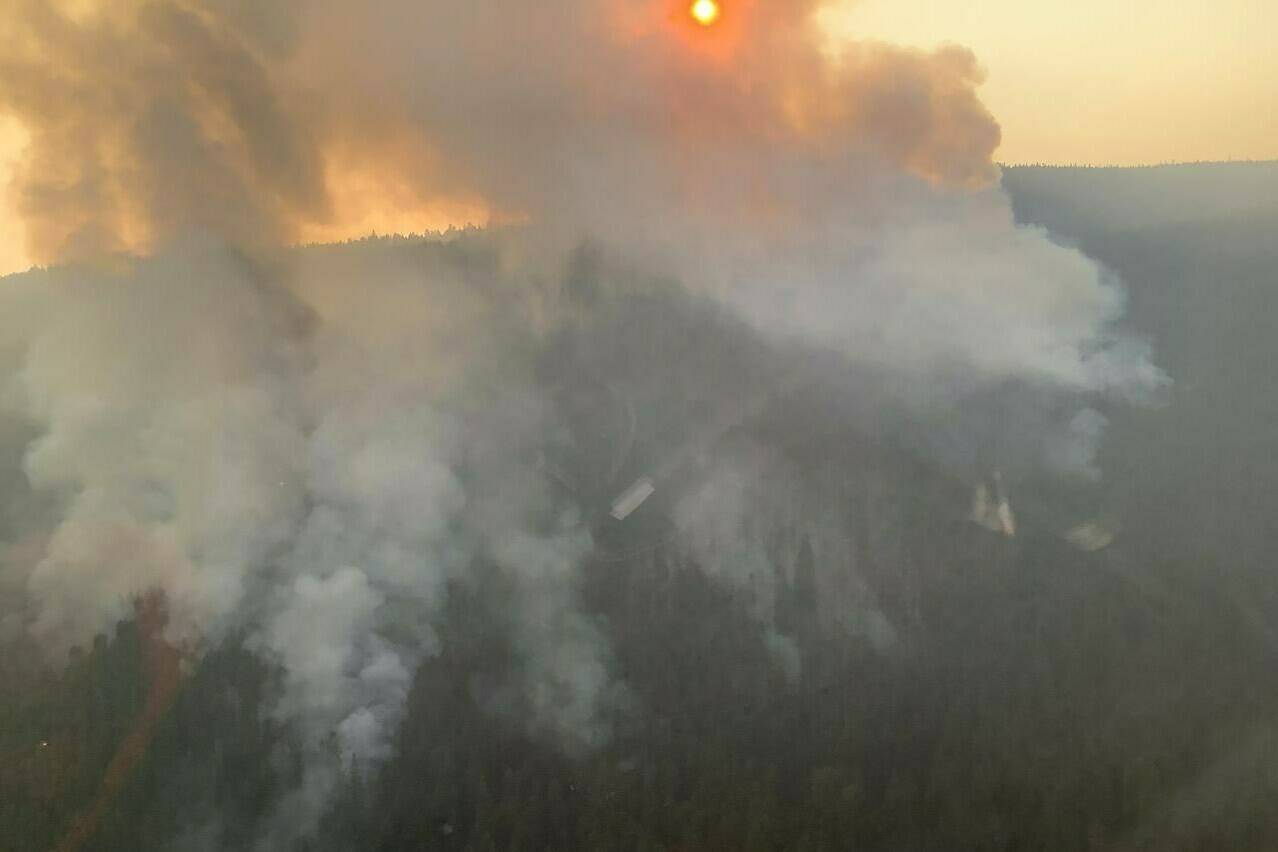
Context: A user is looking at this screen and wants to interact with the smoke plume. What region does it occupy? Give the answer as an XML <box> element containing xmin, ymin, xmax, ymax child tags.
<box><xmin>0</xmin><ymin>0</ymin><xmax>1167</xmax><ymax>845</ymax></box>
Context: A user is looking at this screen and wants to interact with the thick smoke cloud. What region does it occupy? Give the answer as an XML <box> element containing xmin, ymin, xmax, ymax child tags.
<box><xmin>0</xmin><ymin>240</ymin><xmax>620</xmax><ymax>847</ymax></box>
<box><xmin>0</xmin><ymin>0</ymin><xmax>1167</xmax><ymax>845</ymax></box>
<box><xmin>0</xmin><ymin>0</ymin><xmax>1163</xmax><ymax>403</ymax></box>
<box><xmin>0</xmin><ymin>0</ymin><xmax>324</xmax><ymax>262</ymax></box>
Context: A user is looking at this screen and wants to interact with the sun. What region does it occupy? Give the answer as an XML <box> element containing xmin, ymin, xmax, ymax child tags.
<box><xmin>689</xmin><ymin>0</ymin><xmax>721</xmax><ymax>26</ymax></box>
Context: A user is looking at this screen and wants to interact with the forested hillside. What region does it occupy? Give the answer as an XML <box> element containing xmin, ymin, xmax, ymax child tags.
<box><xmin>4</xmin><ymin>164</ymin><xmax>1278</xmax><ymax>851</ymax></box>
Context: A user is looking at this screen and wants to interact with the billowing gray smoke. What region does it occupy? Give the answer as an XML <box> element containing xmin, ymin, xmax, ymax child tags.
<box><xmin>0</xmin><ymin>0</ymin><xmax>1167</xmax><ymax>845</ymax></box>
<box><xmin>0</xmin><ymin>241</ymin><xmax>623</xmax><ymax>846</ymax></box>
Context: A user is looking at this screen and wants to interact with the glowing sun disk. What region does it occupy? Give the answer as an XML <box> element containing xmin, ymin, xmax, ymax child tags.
<box><xmin>690</xmin><ymin>0</ymin><xmax>721</xmax><ymax>26</ymax></box>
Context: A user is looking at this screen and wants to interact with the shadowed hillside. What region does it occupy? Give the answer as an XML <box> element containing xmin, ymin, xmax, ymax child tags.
<box><xmin>4</xmin><ymin>164</ymin><xmax>1278</xmax><ymax>850</ymax></box>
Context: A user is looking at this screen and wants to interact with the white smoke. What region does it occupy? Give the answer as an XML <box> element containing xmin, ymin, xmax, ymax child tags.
<box><xmin>0</xmin><ymin>0</ymin><xmax>1170</xmax><ymax>845</ymax></box>
<box><xmin>673</xmin><ymin>439</ymin><xmax>897</xmax><ymax>680</ymax></box>
<box><xmin>0</xmin><ymin>249</ymin><xmax>310</xmax><ymax>656</ymax></box>
<box><xmin>0</xmin><ymin>239</ymin><xmax>618</xmax><ymax>847</ymax></box>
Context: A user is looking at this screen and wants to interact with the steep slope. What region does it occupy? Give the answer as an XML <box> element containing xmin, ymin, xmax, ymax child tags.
<box><xmin>3</xmin><ymin>180</ymin><xmax>1278</xmax><ymax>850</ymax></box>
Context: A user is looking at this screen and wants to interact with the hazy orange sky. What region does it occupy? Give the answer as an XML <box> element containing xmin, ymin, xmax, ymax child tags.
<box><xmin>821</xmin><ymin>0</ymin><xmax>1278</xmax><ymax>165</ymax></box>
<box><xmin>1</xmin><ymin>0</ymin><xmax>1275</xmax><ymax>275</ymax></box>
<box><xmin>0</xmin><ymin>117</ymin><xmax>27</xmax><ymax>276</ymax></box>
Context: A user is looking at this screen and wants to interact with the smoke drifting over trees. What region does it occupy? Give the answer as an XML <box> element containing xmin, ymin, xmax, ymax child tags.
<box><xmin>0</xmin><ymin>1</ymin><xmax>1183</xmax><ymax>848</ymax></box>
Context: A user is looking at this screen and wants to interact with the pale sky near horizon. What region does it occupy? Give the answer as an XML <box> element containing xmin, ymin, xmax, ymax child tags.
<box><xmin>821</xmin><ymin>0</ymin><xmax>1278</xmax><ymax>166</ymax></box>
<box><xmin>1</xmin><ymin>0</ymin><xmax>1275</xmax><ymax>275</ymax></box>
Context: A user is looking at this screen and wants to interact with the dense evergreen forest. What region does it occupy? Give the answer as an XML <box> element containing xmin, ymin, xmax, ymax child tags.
<box><xmin>4</xmin><ymin>163</ymin><xmax>1278</xmax><ymax>850</ymax></box>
